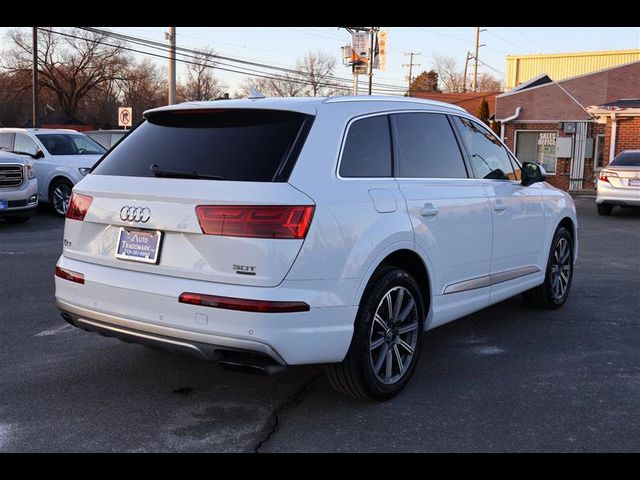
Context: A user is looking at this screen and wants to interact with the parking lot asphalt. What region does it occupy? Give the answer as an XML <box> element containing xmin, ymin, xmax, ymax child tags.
<box><xmin>1</xmin><ymin>198</ymin><xmax>639</xmax><ymax>452</ymax></box>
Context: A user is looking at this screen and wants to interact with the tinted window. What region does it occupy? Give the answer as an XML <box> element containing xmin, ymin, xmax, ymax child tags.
<box><xmin>453</xmin><ymin>116</ymin><xmax>517</xmax><ymax>180</ymax></box>
<box><xmin>36</xmin><ymin>134</ymin><xmax>106</xmax><ymax>155</ymax></box>
<box><xmin>0</xmin><ymin>132</ymin><xmax>14</xmax><ymax>151</ymax></box>
<box><xmin>610</xmin><ymin>151</ymin><xmax>640</xmax><ymax>167</ymax></box>
<box><xmin>340</xmin><ymin>115</ymin><xmax>392</xmax><ymax>178</ymax></box>
<box><xmin>14</xmin><ymin>133</ymin><xmax>40</xmax><ymax>156</ymax></box>
<box><xmin>392</xmin><ymin>113</ymin><xmax>467</xmax><ymax>178</ymax></box>
<box><xmin>92</xmin><ymin>109</ymin><xmax>311</xmax><ymax>182</ymax></box>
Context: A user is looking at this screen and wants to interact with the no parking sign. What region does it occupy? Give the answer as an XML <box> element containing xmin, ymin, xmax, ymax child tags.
<box><xmin>118</xmin><ymin>107</ymin><xmax>133</xmax><ymax>128</ymax></box>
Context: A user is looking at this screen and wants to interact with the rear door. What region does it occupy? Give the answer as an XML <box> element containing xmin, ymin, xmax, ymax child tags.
<box><xmin>391</xmin><ymin>112</ymin><xmax>493</xmax><ymax>306</ymax></box>
<box><xmin>64</xmin><ymin>107</ymin><xmax>316</xmax><ymax>288</ymax></box>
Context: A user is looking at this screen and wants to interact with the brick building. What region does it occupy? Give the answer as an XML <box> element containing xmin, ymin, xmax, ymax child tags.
<box><xmin>495</xmin><ymin>61</ymin><xmax>640</xmax><ymax>191</ymax></box>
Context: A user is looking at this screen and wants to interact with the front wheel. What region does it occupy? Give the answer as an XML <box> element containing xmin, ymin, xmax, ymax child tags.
<box><xmin>50</xmin><ymin>179</ymin><xmax>73</xmax><ymax>217</ymax></box>
<box><xmin>325</xmin><ymin>267</ymin><xmax>425</xmax><ymax>401</ymax></box>
<box><xmin>522</xmin><ymin>226</ymin><xmax>574</xmax><ymax>310</ymax></box>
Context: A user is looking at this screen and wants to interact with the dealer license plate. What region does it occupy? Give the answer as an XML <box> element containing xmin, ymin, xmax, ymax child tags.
<box><xmin>115</xmin><ymin>227</ymin><xmax>162</xmax><ymax>264</ymax></box>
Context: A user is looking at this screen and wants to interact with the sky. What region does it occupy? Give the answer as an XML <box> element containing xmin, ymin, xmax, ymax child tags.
<box><xmin>1</xmin><ymin>26</ymin><xmax>639</xmax><ymax>94</ymax></box>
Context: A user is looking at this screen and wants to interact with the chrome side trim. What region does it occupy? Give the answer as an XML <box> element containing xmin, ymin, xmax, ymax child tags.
<box><xmin>490</xmin><ymin>265</ymin><xmax>540</xmax><ymax>285</ymax></box>
<box><xmin>443</xmin><ymin>266</ymin><xmax>541</xmax><ymax>295</ymax></box>
<box><xmin>443</xmin><ymin>275</ymin><xmax>491</xmax><ymax>294</ymax></box>
<box><xmin>56</xmin><ymin>299</ymin><xmax>287</xmax><ymax>364</ymax></box>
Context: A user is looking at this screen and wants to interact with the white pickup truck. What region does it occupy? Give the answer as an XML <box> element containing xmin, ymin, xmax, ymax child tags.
<box><xmin>0</xmin><ymin>150</ymin><xmax>38</xmax><ymax>223</ymax></box>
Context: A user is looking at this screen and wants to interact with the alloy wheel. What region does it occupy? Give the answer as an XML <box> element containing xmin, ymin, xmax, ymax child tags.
<box><xmin>551</xmin><ymin>237</ymin><xmax>572</xmax><ymax>300</ymax></box>
<box><xmin>369</xmin><ymin>286</ymin><xmax>420</xmax><ymax>385</ymax></box>
<box><xmin>52</xmin><ymin>183</ymin><xmax>72</xmax><ymax>216</ymax></box>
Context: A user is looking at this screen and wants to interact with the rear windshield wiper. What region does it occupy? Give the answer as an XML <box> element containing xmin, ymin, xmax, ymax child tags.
<box><xmin>149</xmin><ymin>163</ymin><xmax>225</xmax><ymax>180</ymax></box>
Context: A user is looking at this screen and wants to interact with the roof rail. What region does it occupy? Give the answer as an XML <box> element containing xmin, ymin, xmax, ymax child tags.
<box><xmin>323</xmin><ymin>95</ymin><xmax>467</xmax><ymax>112</ymax></box>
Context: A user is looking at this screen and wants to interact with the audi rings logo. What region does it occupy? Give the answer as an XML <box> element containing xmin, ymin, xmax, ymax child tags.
<box><xmin>120</xmin><ymin>206</ymin><xmax>151</xmax><ymax>223</ymax></box>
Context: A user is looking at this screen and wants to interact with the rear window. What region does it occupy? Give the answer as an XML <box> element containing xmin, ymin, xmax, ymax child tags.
<box><xmin>610</xmin><ymin>151</ymin><xmax>640</xmax><ymax>167</ymax></box>
<box><xmin>91</xmin><ymin>109</ymin><xmax>313</xmax><ymax>182</ymax></box>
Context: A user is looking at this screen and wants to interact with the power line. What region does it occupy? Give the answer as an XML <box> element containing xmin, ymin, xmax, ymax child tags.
<box><xmin>505</xmin><ymin>27</ymin><xmax>560</xmax><ymax>53</ymax></box>
<box><xmin>484</xmin><ymin>29</ymin><xmax>535</xmax><ymax>54</ymax></box>
<box><xmin>38</xmin><ymin>27</ymin><xmax>402</xmax><ymax>96</ymax></box>
<box><xmin>80</xmin><ymin>26</ymin><xmax>409</xmax><ymax>92</ymax></box>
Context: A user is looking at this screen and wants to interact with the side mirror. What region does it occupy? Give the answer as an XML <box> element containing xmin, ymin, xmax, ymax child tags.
<box><xmin>32</xmin><ymin>149</ymin><xmax>45</xmax><ymax>159</ymax></box>
<box><xmin>521</xmin><ymin>162</ymin><xmax>547</xmax><ymax>187</ymax></box>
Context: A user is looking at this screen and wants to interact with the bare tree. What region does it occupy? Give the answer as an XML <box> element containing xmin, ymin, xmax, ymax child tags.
<box><xmin>178</xmin><ymin>48</ymin><xmax>227</xmax><ymax>101</ymax></box>
<box><xmin>296</xmin><ymin>51</ymin><xmax>337</xmax><ymax>97</ymax></box>
<box><xmin>4</xmin><ymin>28</ymin><xmax>130</xmax><ymax>121</ymax></box>
<box><xmin>235</xmin><ymin>74</ymin><xmax>306</xmax><ymax>98</ymax></box>
<box><xmin>432</xmin><ymin>55</ymin><xmax>465</xmax><ymax>93</ymax></box>
<box><xmin>476</xmin><ymin>73</ymin><xmax>503</xmax><ymax>92</ymax></box>
<box><xmin>120</xmin><ymin>59</ymin><xmax>168</xmax><ymax>124</ymax></box>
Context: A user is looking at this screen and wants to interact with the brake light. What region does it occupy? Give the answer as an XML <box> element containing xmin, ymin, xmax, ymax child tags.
<box><xmin>599</xmin><ymin>170</ymin><xmax>618</xmax><ymax>183</ymax></box>
<box><xmin>195</xmin><ymin>205</ymin><xmax>314</xmax><ymax>239</ymax></box>
<box><xmin>66</xmin><ymin>193</ymin><xmax>93</xmax><ymax>221</ymax></box>
<box><xmin>179</xmin><ymin>292</ymin><xmax>310</xmax><ymax>313</ymax></box>
<box><xmin>55</xmin><ymin>266</ymin><xmax>85</xmax><ymax>284</ymax></box>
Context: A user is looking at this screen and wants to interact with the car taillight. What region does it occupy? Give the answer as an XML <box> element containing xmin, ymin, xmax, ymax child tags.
<box><xmin>55</xmin><ymin>266</ymin><xmax>85</xmax><ymax>284</ymax></box>
<box><xmin>66</xmin><ymin>193</ymin><xmax>93</xmax><ymax>221</ymax></box>
<box><xmin>599</xmin><ymin>170</ymin><xmax>618</xmax><ymax>183</ymax></box>
<box><xmin>195</xmin><ymin>205</ymin><xmax>314</xmax><ymax>239</ymax></box>
<box><xmin>179</xmin><ymin>292</ymin><xmax>310</xmax><ymax>313</ymax></box>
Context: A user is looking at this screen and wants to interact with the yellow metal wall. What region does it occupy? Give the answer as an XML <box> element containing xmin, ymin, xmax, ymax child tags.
<box><xmin>505</xmin><ymin>50</ymin><xmax>640</xmax><ymax>90</ymax></box>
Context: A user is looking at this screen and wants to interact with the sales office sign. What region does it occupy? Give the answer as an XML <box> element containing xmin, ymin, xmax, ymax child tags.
<box><xmin>537</xmin><ymin>132</ymin><xmax>557</xmax><ymax>146</ymax></box>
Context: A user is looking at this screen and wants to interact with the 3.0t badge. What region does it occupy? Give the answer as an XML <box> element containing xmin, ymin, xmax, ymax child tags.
<box><xmin>120</xmin><ymin>206</ymin><xmax>151</xmax><ymax>223</ymax></box>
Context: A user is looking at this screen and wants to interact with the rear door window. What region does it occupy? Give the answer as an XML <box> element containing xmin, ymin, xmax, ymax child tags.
<box><xmin>339</xmin><ymin>115</ymin><xmax>392</xmax><ymax>178</ymax></box>
<box><xmin>91</xmin><ymin>109</ymin><xmax>313</xmax><ymax>182</ymax></box>
<box><xmin>392</xmin><ymin>113</ymin><xmax>468</xmax><ymax>178</ymax></box>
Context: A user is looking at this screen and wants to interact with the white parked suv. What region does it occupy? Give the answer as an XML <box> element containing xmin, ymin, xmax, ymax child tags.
<box><xmin>55</xmin><ymin>97</ymin><xmax>578</xmax><ymax>400</ymax></box>
<box><xmin>0</xmin><ymin>150</ymin><xmax>38</xmax><ymax>222</ymax></box>
<box><xmin>0</xmin><ymin>128</ymin><xmax>106</xmax><ymax>216</ymax></box>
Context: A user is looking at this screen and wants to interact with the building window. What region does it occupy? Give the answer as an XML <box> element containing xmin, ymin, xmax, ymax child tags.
<box><xmin>594</xmin><ymin>134</ymin><xmax>605</xmax><ymax>170</ymax></box>
<box><xmin>515</xmin><ymin>131</ymin><xmax>558</xmax><ymax>174</ymax></box>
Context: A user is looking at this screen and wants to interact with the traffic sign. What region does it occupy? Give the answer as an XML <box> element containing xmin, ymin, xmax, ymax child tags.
<box><xmin>118</xmin><ymin>107</ymin><xmax>133</xmax><ymax>128</ymax></box>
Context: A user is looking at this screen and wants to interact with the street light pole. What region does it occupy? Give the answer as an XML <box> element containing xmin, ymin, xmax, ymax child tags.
<box><xmin>32</xmin><ymin>27</ymin><xmax>39</xmax><ymax>128</ymax></box>
<box><xmin>367</xmin><ymin>28</ymin><xmax>375</xmax><ymax>95</ymax></box>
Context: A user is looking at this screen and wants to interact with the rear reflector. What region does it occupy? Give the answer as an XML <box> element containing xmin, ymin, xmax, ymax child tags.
<box><xmin>66</xmin><ymin>193</ymin><xmax>93</xmax><ymax>221</ymax></box>
<box><xmin>195</xmin><ymin>205</ymin><xmax>314</xmax><ymax>239</ymax></box>
<box><xmin>55</xmin><ymin>266</ymin><xmax>85</xmax><ymax>284</ymax></box>
<box><xmin>179</xmin><ymin>292</ymin><xmax>310</xmax><ymax>313</ymax></box>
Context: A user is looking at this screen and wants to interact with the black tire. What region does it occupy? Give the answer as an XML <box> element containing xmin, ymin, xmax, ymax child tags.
<box><xmin>597</xmin><ymin>203</ymin><xmax>613</xmax><ymax>216</ymax></box>
<box><xmin>522</xmin><ymin>226</ymin><xmax>574</xmax><ymax>310</ymax></box>
<box><xmin>49</xmin><ymin>179</ymin><xmax>73</xmax><ymax>217</ymax></box>
<box><xmin>4</xmin><ymin>215</ymin><xmax>30</xmax><ymax>223</ymax></box>
<box><xmin>325</xmin><ymin>266</ymin><xmax>425</xmax><ymax>401</ymax></box>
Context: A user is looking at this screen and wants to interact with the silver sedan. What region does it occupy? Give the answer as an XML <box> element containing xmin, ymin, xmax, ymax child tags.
<box><xmin>596</xmin><ymin>150</ymin><xmax>640</xmax><ymax>215</ymax></box>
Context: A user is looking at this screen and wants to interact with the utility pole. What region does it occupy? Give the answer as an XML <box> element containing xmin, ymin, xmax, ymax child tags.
<box><xmin>32</xmin><ymin>27</ymin><xmax>39</xmax><ymax>128</ymax></box>
<box><xmin>167</xmin><ymin>27</ymin><xmax>177</xmax><ymax>105</ymax></box>
<box><xmin>402</xmin><ymin>52</ymin><xmax>421</xmax><ymax>96</ymax></box>
<box><xmin>472</xmin><ymin>27</ymin><xmax>480</xmax><ymax>92</ymax></box>
<box><xmin>367</xmin><ymin>27</ymin><xmax>378</xmax><ymax>96</ymax></box>
<box><xmin>462</xmin><ymin>51</ymin><xmax>471</xmax><ymax>93</ymax></box>
<box><xmin>471</xmin><ymin>27</ymin><xmax>487</xmax><ymax>92</ymax></box>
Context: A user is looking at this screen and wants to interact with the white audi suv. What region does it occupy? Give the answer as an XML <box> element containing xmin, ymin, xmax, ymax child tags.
<box><xmin>55</xmin><ymin>96</ymin><xmax>578</xmax><ymax>400</ymax></box>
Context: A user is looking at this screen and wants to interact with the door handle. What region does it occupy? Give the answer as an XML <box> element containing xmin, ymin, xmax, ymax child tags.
<box><xmin>420</xmin><ymin>203</ymin><xmax>439</xmax><ymax>217</ymax></box>
<box><xmin>493</xmin><ymin>201</ymin><xmax>507</xmax><ymax>212</ymax></box>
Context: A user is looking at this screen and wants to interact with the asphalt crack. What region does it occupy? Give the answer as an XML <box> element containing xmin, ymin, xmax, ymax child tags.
<box><xmin>253</xmin><ymin>373</ymin><xmax>322</xmax><ymax>453</ymax></box>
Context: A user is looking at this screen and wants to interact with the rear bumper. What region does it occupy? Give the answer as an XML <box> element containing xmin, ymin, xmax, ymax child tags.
<box><xmin>596</xmin><ymin>183</ymin><xmax>640</xmax><ymax>206</ymax></box>
<box><xmin>55</xmin><ymin>255</ymin><xmax>358</xmax><ymax>365</ymax></box>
